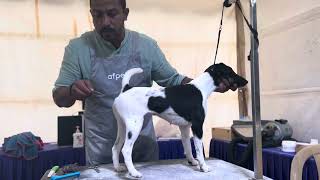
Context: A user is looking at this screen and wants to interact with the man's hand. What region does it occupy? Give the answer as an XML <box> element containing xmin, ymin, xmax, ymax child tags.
<box><xmin>181</xmin><ymin>77</ymin><xmax>193</xmax><ymax>85</ymax></box>
<box><xmin>70</xmin><ymin>80</ymin><xmax>94</xmax><ymax>100</ymax></box>
<box><xmin>53</xmin><ymin>80</ymin><xmax>93</xmax><ymax>107</ymax></box>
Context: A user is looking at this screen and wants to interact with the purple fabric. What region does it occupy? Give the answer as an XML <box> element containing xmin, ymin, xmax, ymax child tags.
<box><xmin>0</xmin><ymin>143</ymin><xmax>85</xmax><ymax>180</ymax></box>
<box><xmin>157</xmin><ymin>139</ymin><xmax>196</xmax><ymax>160</ymax></box>
<box><xmin>209</xmin><ymin>139</ymin><xmax>319</xmax><ymax>180</ymax></box>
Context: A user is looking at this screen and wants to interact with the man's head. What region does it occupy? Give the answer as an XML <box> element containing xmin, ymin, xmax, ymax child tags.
<box><xmin>90</xmin><ymin>0</ymin><xmax>129</xmax><ymax>48</ymax></box>
<box><xmin>205</xmin><ymin>63</ymin><xmax>248</xmax><ymax>93</ymax></box>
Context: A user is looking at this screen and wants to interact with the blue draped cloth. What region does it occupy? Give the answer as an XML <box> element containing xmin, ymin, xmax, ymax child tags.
<box><xmin>0</xmin><ymin>139</ymin><xmax>195</xmax><ymax>180</ymax></box>
<box><xmin>0</xmin><ymin>143</ymin><xmax>85</xmax><ymax>180</ymax></box>
<box><xmin>209</xmin><ymin>139</ymin><xmax>319</xmax><ymax>180</ymax></box>
<box><xmin>157</xmin><ymin>138</ymin><xmax>196</xmax><ymax>160</ymax></box>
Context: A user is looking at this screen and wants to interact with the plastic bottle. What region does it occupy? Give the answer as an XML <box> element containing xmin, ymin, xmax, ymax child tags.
<box><xmin>73</xmin><ymin>126</ymin><xmax>83</xmax><ymax>148</ymax></box>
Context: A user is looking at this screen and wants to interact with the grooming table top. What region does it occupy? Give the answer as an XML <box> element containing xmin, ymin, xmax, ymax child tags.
<box><xmin>42</xmin><ymin>158</ymin><xmax>271</xmax><ymax>179</ymax></box>
<box><xmin>80</xmin><ymin>159</ymin><xmax>271</xmax><ymax>179</ymax></box>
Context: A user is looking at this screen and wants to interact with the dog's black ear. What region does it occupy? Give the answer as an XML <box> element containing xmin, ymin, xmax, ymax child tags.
<box><xmin>205</xmin><ymin>63</ymin><xmax>230</xmax><ymax>86</ymax></box>
<box><xmin>218</xmin><ymin>63</ymin><xmax>248</xmax><ymax>87</ymax></box>
<box><xmin>205</xmin><ymin>63</ymin><xmax>248</xmax><ymax>88</ymax></box>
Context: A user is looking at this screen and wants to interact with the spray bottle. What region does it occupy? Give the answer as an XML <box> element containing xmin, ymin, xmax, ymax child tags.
<box><xmin>73</xmin><ymin>126</ymin><xmax>83</xmax><ymax>148</ymax></box>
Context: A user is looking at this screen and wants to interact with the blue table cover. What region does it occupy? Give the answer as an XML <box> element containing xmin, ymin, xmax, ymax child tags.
<box><xmin>0</xmin><ymin>143</ymin><xmax>85</xmax><ymax>180</ymax></box>
<box><xmin>209</xmin><ymin>139</ymin><xmax>319</xmax><ymax>180</ymax></box>
<box><xmin>157</xmin><ymin>138</ymin><xmax>196</xmax><ymax>160</ymax></box>
<box><xmin>0</xmin><ymin>139</ymin><xmax>195</xmax><ymax>180</ymax></box>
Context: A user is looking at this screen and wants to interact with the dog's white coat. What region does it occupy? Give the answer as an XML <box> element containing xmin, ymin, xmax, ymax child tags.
<box><xmin>112</xmin><ymin>68</ymin><xmax>217</xmax><ymax>178</ymax></box>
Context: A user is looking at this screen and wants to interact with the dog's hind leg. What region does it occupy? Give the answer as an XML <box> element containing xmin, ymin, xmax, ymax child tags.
<box><xmin>179</xmin><ymin>125</ymin><xmax>198</xmax><ymax>166</ymax></box>
<box><xmin>122</xmin><ymin>116</ymin><xmax>144</xmax><ymax>178</ymax></box>
<box><xmin>112</xmin><ymin>107</ymin><xmax>127</xmax><ymax>172</ymax></box>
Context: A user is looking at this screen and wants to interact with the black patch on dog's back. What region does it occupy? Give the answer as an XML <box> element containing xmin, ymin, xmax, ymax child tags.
<box><xmin>147</xmin><ymin>96</ymin><xmax>169</xmax><ymax>114</ymax></box>
<box><xmin>165</xmin><ymin>84</ymin><xmax>205</xmax><ymax>138</ymax></box>
<box><xmin>122</xmin><ymin>84</ymin><xmax>132</xmax><ymax>92</ymax></box>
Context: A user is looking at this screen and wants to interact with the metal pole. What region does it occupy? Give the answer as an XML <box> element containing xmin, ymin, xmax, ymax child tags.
<box><xmin>249</xmin><ymin>0</ymin><xmax>263</xmax><ymax>179</ymax></box>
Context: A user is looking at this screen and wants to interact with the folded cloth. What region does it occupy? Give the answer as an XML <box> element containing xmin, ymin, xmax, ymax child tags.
<box><xmin>2</xmin><ymin>132</ymin><xmax>44</xmax><ymax>160</ymax></box>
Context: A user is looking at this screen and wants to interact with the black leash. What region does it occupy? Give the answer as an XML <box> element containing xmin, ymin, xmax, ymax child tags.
<box><xmin>214</xmin><ymin>0</ymin><xmax>260</xmax><ymax>63</ymax></box>
<box><xmin>213</xmin><ymin>4</ymin><xmax>225</xmax><ymax>65</ymax></box>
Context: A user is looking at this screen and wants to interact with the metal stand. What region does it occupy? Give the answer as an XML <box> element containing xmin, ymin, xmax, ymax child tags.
<box><xmin>224</xmin><ymin>0</ymin><xmax>263</xmax><ymax>179</ymax></box>
<box><xmin>249</xmin><ymin>0</ymin><xmax>263</xmax><ymax>179</ymax></box>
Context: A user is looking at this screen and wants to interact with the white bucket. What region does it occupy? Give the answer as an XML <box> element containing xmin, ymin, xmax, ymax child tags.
<box><xmin>282</xmin><ymin>140</ymin><xmax>297</xmax><ymax>153</ymax></box>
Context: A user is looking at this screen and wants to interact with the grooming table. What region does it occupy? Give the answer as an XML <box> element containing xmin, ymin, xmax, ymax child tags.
<box><xmin>42</xmin><ymin>158</ymin><xmax>272</xmax><ymax>179</ymax></box>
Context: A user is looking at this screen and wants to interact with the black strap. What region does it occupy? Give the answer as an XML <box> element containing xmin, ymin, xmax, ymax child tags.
<box><xmin>213</xmin><ymin>4</ymin><xmax>225</xmax><ymax>64</ymax></box>
<box><xmin>234</xmin><ymin>1</ymin><xmax>259</xmax><ymax>61</ymax></box>
<box><xmin>235</xmin><ymin>1</ymin><xmax>259</xmax><ymax>46</ymax></box>
<box><xmin>228</xmin><ymin>137</ymin><xmax>254</xmax><ymax>167</ymax></box>
<box><xmin>214</xmin><ymin>0</ymin><xmax>260</xmax><ymax>63</ymax></box>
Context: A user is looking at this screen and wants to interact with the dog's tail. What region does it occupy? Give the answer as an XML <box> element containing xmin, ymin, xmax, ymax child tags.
<box><xmin>121</xmin><ymin>68</ymin><xmax>143</xmax><ymax>93</ymax></box>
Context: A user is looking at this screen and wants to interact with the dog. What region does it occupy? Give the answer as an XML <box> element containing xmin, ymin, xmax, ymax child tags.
<box><xmin>112</xmin><ymin>63</ymin><xmax>248</xmax><ymax>178</ymax></box>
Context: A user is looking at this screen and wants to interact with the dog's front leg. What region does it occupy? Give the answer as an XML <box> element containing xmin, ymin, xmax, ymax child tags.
<box><xmin>191</xmin><ymin>109</ymin><xmax>210</xmax><ymax>172</ymax></box>
<box><xmin>179</xmin><ymin>125</ymin><xmax>198</xmax><ymax>166</ymax></box>
<box><xmin>193</xmin><ymin>136</ymin><xmax>210</xmax><ymax>172</ymax></box>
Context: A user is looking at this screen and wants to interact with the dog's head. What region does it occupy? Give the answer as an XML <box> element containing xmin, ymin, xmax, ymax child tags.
<box><xmin>205</xmin><ymin>63</ymin><xmax>248</xmax><ymax>93</ymax></box>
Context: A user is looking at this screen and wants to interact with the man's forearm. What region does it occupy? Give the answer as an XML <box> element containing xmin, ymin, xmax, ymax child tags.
<box><xmin>53</xmin><ymin>86</ymin><xmax>76</xmax><ymax>107</ymax></box>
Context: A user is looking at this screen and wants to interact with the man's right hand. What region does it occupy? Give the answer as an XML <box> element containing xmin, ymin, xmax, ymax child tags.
<box><xmin>53</xmin><ymin>80</ymin><xmax>94</xmax><ymax>107</ymax></box>
<box><xmin>70</xmin><ymin>80</ymin><xmax>94</xmax><ymax>100</ymax></box>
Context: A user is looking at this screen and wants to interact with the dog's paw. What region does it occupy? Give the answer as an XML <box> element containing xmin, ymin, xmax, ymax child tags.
<box><xmin>129</xmin><ymin>170</ymin><xmax>142</xmax><ymax>178</ymax></box>
<box><xmin>187</xmin><ymin>159</ymin><xmax>199</xmax><ymax>166</ymax></box>
<box><xmin>200</xmin><ymin>164</ymin><xmax>210</xmax><ymax>172</ymax></box>
<box><xmin>115</xmin><ymin>165</ymin><xmax>127</xmax><ymax>172</ymax></box>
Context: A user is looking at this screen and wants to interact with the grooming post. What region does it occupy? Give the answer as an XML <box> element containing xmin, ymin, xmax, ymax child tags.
<box><xmin>250</xmin><ymin>0</ymin><xmax>263</xmax><ymax>179</ymax></box>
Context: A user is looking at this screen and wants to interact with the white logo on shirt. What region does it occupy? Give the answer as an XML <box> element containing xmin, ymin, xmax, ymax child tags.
<box><xmin>107</xmin><ymin>73</ymin><xmax>124</xmax><ymax>80</ymax></box>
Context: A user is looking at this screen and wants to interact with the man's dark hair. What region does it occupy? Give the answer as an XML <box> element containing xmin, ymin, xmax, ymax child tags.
<box><xmin>90</xmin><ymin>0</ymin><xmax>126</xmax><ymax>9</ymax></box>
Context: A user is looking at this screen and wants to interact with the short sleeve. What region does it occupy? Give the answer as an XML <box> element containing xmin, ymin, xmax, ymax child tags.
<box><xmin>54</xmin><ymin>40</ymin><xmax>82</xmax><ymax>88</ymax></box>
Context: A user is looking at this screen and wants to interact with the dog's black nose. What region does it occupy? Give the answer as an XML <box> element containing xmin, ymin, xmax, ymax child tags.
<box><xmin>235</xmin><ymin>75</ymin><xmax>248</xmax><ymax>87</ymax></box>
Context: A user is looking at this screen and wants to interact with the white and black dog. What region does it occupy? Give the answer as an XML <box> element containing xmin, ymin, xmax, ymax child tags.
<box><xmin>112</xmin><ymin>63</ymin><xmax>248</xmax><ymax>178</ymax></box>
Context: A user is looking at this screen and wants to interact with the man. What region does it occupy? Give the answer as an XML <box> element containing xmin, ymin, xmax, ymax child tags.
<box><xmin>53</xmin><ymin>0</ymin><xmax>193</xmax><ymax>165</ymax></box>
<box><xmin>53</xmin><ymin>0</ymin><xmax>233</xmax><ymax>165</ymax></box>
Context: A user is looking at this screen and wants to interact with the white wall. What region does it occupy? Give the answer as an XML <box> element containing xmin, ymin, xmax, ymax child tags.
<box><xmin>0</xmin><ymin>0</ymin><xmax>239</xmax><ymax>155</ymax></box>
<box><xmin>0</xmin><ymin>0</ymin><xmax>87</xmax><ymax>145</ymax></box>
<box><xmin>242</xmin><ymin>0</ymin><xmax>320</xmax><ymax>142</ymax></box>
